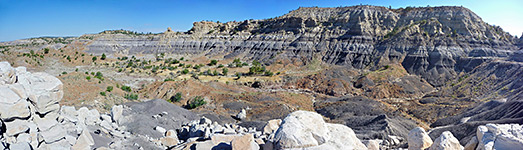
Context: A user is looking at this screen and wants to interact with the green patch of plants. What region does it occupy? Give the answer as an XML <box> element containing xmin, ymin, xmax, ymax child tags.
<box><xmin>164</xmin><ymin>78</ymin><xmax>175</xmax><ymax>82</ymax></box>
<box><xmin>182</xmin><ymin>69</ymin><xmax>189</xmax><ymax>74</ymax></box>
<box><xmin>169</xmin><ymin>92</ymin><xmax>182</xmax><ymax>102</ymax></box>
<box><xmin>100</xmin><ymin>91</ymin><xmax>106</xmax><ymax>96</ymax></box>
<box><xmin>208</xmin><ymin>60</ymin><xmax>218</xmax><ymax>66</ymax></box>
<box><xmin>124</xmin><ymin>93</ymin><xmax>138</xmax><ymax>100</ymax></box>
<box><xmin>187</xmin><ymin>96</ymin><xmax>206</xmax><ymax>109</ymax></box>
<box><xmin>106</xmin><ymin>86</ymin><xmax>113</xmax><ymax>92</ymax></box>
<box><xmin>120</xmin><ymin>85</ymin><xmax>132</xmax><ymax>92</ymax></box>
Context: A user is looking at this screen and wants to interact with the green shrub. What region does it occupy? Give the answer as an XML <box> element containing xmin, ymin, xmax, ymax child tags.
<box><xmin>121</xmin><ymin>85</ymin><xmax>132</xmax><ymax>92</ymax></box>
<box><xmin>44</xmin><ymin>48</ymin><xmax>49</xmax><ymax>54</ymax></box>
<box><xmin>101</xmin><ymin>53</ymin><xmax>106</xmax><ymax>60</ymax></box>
<box><xmin>222</xmin><ymin>68</ymin><xmax>228</xmax><ymax>76</ymax></box>
<box><xmin>92</xmin><ymin>56</ymin><xmax>97</xmax><ymax>61</ymax></box>
<box><xmin>124</xmin><ymin>93</ymin><xmax>138</xmax><ymax>100</ymax></box>
<box><xmin>182</xmin><ymin>69</ymin><xmax>189</xmax><ymax>74</ymax></box>
<box><xmin>169</xmin><ymin>92</ymin><xmax>182</xmax><ymax>102</ymax></box>
<box><xmin>208</xmin><ymin>60</ymin><xmax>218</xmax><ymax>66</ymax></box>
<box><xmin>100</xmin><ymin>91</ymin><xmax>106</xmax><ymax>96</ymax></box>
<box><xmin>187</xmin><ymin>96</ymin><xmax>206</xmax><ymax>109</ymax></box>
<box><xmin>164</xmin><ymin>78</ymin><xmax>175</xmax><ymax>82</ymax></box>
<box><xmin>86</xmin><ymin>76</ymin><xmax>91</xmax><ymax>80</ymax></box>
<box><xmin>217</xmin><ymin>64</ymin><xmax>224</xmax><ymax>68</ymax></box>
<box><xmin>106</xmin><ymin>86</ymin><xmax>113</xmax><ymax>92</ymax></box>
<box><xmin>62</xmin><ymin>71</ymin><xmax>67</xmax><ymax>75</ymax></box>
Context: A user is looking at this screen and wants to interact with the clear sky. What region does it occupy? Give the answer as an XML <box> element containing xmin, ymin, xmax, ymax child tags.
<box><xmin>0</xmin><ymin>0</ymin><xmax>522</xmax><ymax>42</ymax></box>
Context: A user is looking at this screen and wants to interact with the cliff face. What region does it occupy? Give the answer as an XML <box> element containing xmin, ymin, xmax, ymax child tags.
<box><xmin>83</xmin><ymin>5</ymin><xmax>518</xmax><ymax>86</ymax></box>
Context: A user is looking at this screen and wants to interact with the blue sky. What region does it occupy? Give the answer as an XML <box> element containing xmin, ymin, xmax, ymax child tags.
<box><xmin>0</xmin><ymin>0</ymin><xmax>522</xmax><ymax>42</ymax></box>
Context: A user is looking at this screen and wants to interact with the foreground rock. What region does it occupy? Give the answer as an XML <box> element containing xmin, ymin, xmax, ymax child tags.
<box><xmin>271</xmin><ymin>111</ymin><xmax>367</xmax><ymax>150</ymax></box>
<box><xmin>475</xmin><ymin>124</ymin><xmax>523</xmax><ymax>150</ymax></box>
<box><xmin>429</xmin><ymin>131</ymin><xmax>463</xmax><ymax>150</ymax></box>
<box><xmin>408</xmin><ymin>127</ymin><xmax>433</xmax><ymax>150</ymax></box>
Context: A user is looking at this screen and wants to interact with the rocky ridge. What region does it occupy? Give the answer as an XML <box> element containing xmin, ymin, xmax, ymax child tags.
<box><xmin>78</xmin><ymin>5</ymin><xmax>519</xmax><ymax>86</ymax></box>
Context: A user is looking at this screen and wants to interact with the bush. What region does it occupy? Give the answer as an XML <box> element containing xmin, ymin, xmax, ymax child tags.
<box><xmin>101</xmin><ymin>53</ymin><xmax>106</xmax><ymax>60</ymax></box>
<box><xmin>164</xmin><ymin>78</ymin><xmax>175</xmax><ymax>82</ymax></box>
<box><xmin>86</xmin><ymin>76</ymin><xmax>91</xmax><ymax>80</ymax></box>
<box><xmin>182</xmin><ymin>69</ymin><xmax>189</xmax><ymax>74</ymax></box>
<box><xmin>124</xmin><ymin>93</ymin><xmax>138</xmax><ymax>100</ymax></box>
<box><xmin>169</xmin><ymin>92</ymin><xmax>182</xmax><ymax>102</ymax></box>
<box><xmin>92</xmin><ymin>56</ymin><xmax>97</xmax><ymax>61</ymax></box>
<box><xmin>44</xmin><ymin>48</ymin><xmax>49</xmax><ymax>54</ymax></box>
<box><xmin>187</xmin><ymin>96</ymin><xmax>206</xmax><ymax>109</ymax></box>
<box><xmin>120</xmin><ymin>85</ymin><xmax>132</xmax><ymax>92</ymax></box>
<box><xmin>106</xmin><ymin>86</ymin><xmax>113</xmax><ymax>92</ymax></box>
<box><xmin>100</xmin><ymin>91</ymin><xmax>106</xmax><ymax>96</ymax></box>
<box><xmin>217</xmin><ymin>64</ymin><xmax>224</xmax><ymax>68</ymax></box>
<box><xmin>222</xmin><ymin>68</ymin><xmax>228</xmax><ymax>76</ymax></box>
<box><xmin>61</xmin><ymin>71</ymin><xmax>67</xmax><ymax>75</ymax></box>
<box><xmin>208</xmin><ymin>60</ymin><xmax>218</xmax><ymax>66</ymax></box>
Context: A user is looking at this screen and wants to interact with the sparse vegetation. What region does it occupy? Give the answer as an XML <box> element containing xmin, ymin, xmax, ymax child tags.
<box><xmin>100</xmin><ymin>91</ymin><xmax>106</xmax><ymax>96</ymax></box>
<box><xmin>106</xmin><ymin>86</ymin><xmax>113</xmax><ymax>92</ymax></box>
<box><xmin>101</xmin><ymin>53</ymin><xmax>106</xmax><ymax>60</ymax></box>
<box><xmin>121</xmin><ymin>85</ymin><xmax>132</xmax><ymax>92</ymax></box>
<box><xmin>124</xmin><ymin>93</ymin><xmax>138</xmax><ymax>100</ymax></box>
<box><xmin>169</xmin><ymin>92</ymin><xmax>182</xmax><ymax>102</ymax></box>
<box><xmin>187</xmin><ymin>96</ymin><xmax>206</xmax><ymax>109</ymax></box>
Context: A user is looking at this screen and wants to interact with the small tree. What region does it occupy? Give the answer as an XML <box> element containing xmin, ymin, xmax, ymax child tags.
<box><xmin>187</xmin><ymin>96</ymin><xmax>206</xmax><ymax>109</ymax></box>
<box><xmin>208</xmin><ymin>60</ymin><xmax>218</xmax><ymax>66</ymax></box>
<box><xmin>106</xmin><ymin>86</ymin><xmax>113</xmax><ymax>92</ymax></box>
<box><xmin>101</xmin><ymin>53</ymin><xmax>106</xmax><ymax>60</ymax></box>
<box><xmin>222</xmin><ymin>68</ymin><xmax>228</xmax><ymax>76</ymax></box>
<box><xmin>44</xmin><ymin>48</ymin><xmax>50</xmax><ymax>54</ymax></box>
<box><xmin>100</xmin><ymin>92</ymin><xmax>106</xmax><ymax>96</ymax></box>
<box><xmin>92</xmin><ymin>56</ymin><xmax>97</xmax><ymax>61</ymax></box>
<box><xmin>169</xmin><ymin>92</ymin><xmax>182</xmax><ymax>102</ymax></box>
<box><xmin>182</xmin><ymin>69</ymin><xmax>189</xmax><ymax>74</ymax></box>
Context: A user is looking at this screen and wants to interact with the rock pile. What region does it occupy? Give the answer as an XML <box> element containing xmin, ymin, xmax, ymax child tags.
<box><xmin>0</xmin><ymin>62</ymin><xmax>131</xmax><ymax>149</ymax></box>
<box><xmin>174</xmin><ymin>110</ymin><xmax>368</xmax><ymax>150</ymax></box>
<box><xmin>408</xmin><ymin>123</ymin><xmax>523</xmax><ymax>150</ymax></box>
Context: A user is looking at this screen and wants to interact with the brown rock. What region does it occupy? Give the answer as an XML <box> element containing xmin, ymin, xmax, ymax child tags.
<box><xmin>161</xmin><ymin>136</ymin><xmax>179</xmax><ymax>147</ymax></box>
<box><xmin>231</xmin><ymin>134</ymin><xmax>259</xmax><ymax>150</ymax></box>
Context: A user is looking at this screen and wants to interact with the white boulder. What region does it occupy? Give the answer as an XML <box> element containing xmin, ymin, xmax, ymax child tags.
<box><xmin>408</xmin><ymin>127</ymin><xmax>433</xmax><ymax>150</ymax></box>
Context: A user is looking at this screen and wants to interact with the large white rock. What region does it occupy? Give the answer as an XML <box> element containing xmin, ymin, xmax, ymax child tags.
<box><xmin>60</xmin><ymin>106</ymin><xmax>78</xmax><ymax>123</ymax></box>
<box><xmin>408</xmin><ymin>127</ymin><xmax>433</xmax><ymax>150</ymax></box>
<box><xmin>111</xmin><ymin>105</ymin><xmax>123</xmax><ymax>124</ymax></box>
<box><xmin>231</xmin><ymin>133</ymin><xmax>259</xmax><ymax>150</ymax></box>
<box><xmin>34</xmin><ymin>115</ymin><xmax>59</xmax><ymax>132</ymax></box>
<box><xmin>72</xmin><ymin>129</ymin><xmax>94</xmax><ymax>150</ymax></box>
<box><xmin>5</xmin><ymin>119</ymin><xmax>30</xmax><ymax>137</ymax></box>
<box><xmin>273</xmin><ymin>110</ymin><xmax>366</xmax><ymax>150</ymax></box>
<box><xmin>476</xmin><ymin>124</ymin><xmax>523</xmax><ymax>150</ymax></box>
<box><xmin>274</xmin><ymin>111</ymin><xmax>329</xmax><ymax>149</ymax></box>
<box><xmin>25</xmin><ymin>72</ymin><xmax>63</xmax><ymax>114</ymax></box>
<box><xmin>429</xmin><ymin>131</ymin><xmax>463</xmax><ymax>150</ymax></box>
<box><xmin>263</xmin><ymin>119</ymin><xmax>282</xmax><ymax>135</ymax></box>
<box><xmin>322</xmin><ymin>123</ymin><xmax>367</xmax><ymax>150</ymax></box>
<box><xmin>0</xmin><ymin>98</ymin><xmax>30</xmax><ymax>120</ymax></box>
<box><xmin>39</xmin><ymin>124</ymin><xmax>66</xmax><ymax>144</ymax></box>
<box><xmin>0</xmin><ymin>61</ymin><xmax>16</xmax><ymax>85</ymax></box>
